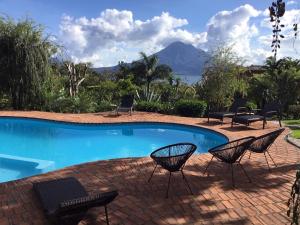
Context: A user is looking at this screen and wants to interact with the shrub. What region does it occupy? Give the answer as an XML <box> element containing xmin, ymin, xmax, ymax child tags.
<box><xmin>245</xmin><ymin>101</ymin><xmax>257</xmax><ymax>110</ymax></box>
<box><xmin>0</xmin><ymin>95</ymin><xmax>11</xmax><ymax>109</ymax></box>
<box><xmin>174</xmin><ymin>99</ymin><xmax>207</xmax><ymax>117</ymax></box>
<box><xmin>288</xmin><ymin>105</ymin><xmax>300</xmax><ymax>119</ymax></box>
<box><xmin>96</xmin><ymin>101</ymin><xmax>115</xmax><ymax>112</ymax></box>
<box><xmin>135</xmin><ymin>101</ymin><xmax>164</xmax><ymax>113</ymax></box>
<box><xmin>47</xmin><ymin>97</ymin><xmax>76</xmax><ymax>113</ymax></box>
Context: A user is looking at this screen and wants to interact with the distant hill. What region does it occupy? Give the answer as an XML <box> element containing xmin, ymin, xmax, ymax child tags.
<box><xmin>93</xmin><ymin>41</ymin><xmax>211</xmax><ymax>84</ymax></box>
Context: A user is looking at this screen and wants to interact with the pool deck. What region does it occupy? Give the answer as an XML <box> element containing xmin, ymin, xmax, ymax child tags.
<box><xmin>0</xmin><ymin>111</ymin><xmax>298</xmax><ymax>225</ymax></box>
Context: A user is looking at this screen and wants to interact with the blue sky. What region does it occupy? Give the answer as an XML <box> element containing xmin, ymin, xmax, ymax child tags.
<box><xmin>1</xmin><ymin>0</ymin><xmax>299</xmax><ymax>66</ymax></box>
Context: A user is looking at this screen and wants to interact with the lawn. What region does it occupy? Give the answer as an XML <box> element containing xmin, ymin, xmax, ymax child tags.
<box><xmin>290</xmin><ymin>129</ymin><xmax>300</xmax><ymax>139</ymax></box>
<box><xmin>284</xmin><ymin>120</ymin><xmax>300</xmax><ymax>125</ymax></box>
<box><xmin>284</xmin><ymin>120</ymin><xmax>300</xmax><ymax>139</ymax></box>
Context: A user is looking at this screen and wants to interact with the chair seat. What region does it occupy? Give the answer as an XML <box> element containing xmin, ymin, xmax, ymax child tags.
<box><xmin>209</xmin><ymin>112</ymin><xmax>235</xmax><ymax>119</ymax></box>
<box><xmin>33</xmin><ymin>177</ymin><xmax>88</xmax><ymax>216</ymax></box>
<box><xmin>233</xmin><ymin>115</ymin><xmax>264</xmax><ymax>124</ymax></box>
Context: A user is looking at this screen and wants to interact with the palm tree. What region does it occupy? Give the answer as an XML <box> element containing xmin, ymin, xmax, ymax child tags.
<box><xmin>138</xmin><ymin>52</ymin><xmax>172</xmax><ymax>99</ymax></box>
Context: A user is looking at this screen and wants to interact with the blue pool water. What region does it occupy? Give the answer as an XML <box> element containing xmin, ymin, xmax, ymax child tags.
<box><xmin>0</xmin><ymin>117</ymin><xmax>228</xmax><ymax>182</ymax></box>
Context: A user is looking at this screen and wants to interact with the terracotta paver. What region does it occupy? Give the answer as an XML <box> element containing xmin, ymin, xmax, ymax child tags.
<box><xmin>0</xmin><ymin>111</ymin><xmax>298</xmax><ymax>225</ymax></box>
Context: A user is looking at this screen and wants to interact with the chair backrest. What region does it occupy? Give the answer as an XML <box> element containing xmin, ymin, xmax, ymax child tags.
<box><xmin>207</xmin><ymin>98</ymin><xmax>246</xmax><ymax>113</ymax></box>
<box><xmin>150</xmin><ymin>143</ymin><xmax>197</xmax><ymax>172</ymax></box>
<box><xmin>261</xmin><ymin>102</ymin><xmax>281</xmax><ymax>116</ymax></box>
<box><xmin>249</xmin><ymin>128</ymin><xmax>285</xmax><ymax>153</ymax></box>
<box><xmin>208</xmin><ymin>136</ymin><xmax>255</xmax><ymax>163</ymax></box>
<box><xmin>229</xmin><ymin>98</ymin><xmax>247</xmax><ymax>112</ymax></box>
<box><xmin>120</xmin><ymin>94</ymin><xmax>134</xmax><ymax>108</ymax></box>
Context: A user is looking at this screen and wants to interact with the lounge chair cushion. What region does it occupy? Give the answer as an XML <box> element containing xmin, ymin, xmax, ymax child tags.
<box><xmin>209</xmin><ymin>112</ymin><xmax>235</xmax><ymax>119</ymax></box>
<box><xmin>33</xmin><ymin>177</ymin><xmax>88</xmax><ymax>216</ymax></box>
<box><xmin>233</xmin><ymin>115</ymin><xmax>264</xmax><ymax>124</ymax></box>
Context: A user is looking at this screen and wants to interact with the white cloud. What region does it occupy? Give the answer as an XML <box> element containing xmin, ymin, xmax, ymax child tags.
<box><xmin>58</xmin><ymin>5</ymin><xmax>300</xmax><ymax>67</ymax></box>
<box><xmin>287</xmin><ymin>0</ymin><xmax>297</xmax><ymax>5</ymax></box>
<box><xmin>59</xmin><ymin>9</ymin><xmax>206</xmax><ymax>66</ymax></box>
<box><xmin>202</xmin><ymin>4</ymin><xmax>264</xmax><ymax>64</ymax></box>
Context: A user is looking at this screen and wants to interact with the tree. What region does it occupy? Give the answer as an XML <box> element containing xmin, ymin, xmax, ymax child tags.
<box><xmin>64</xmin><ymin>62</ymin><xmax>89</xmax><ymax>98</ymax></box>
<box><xmin>196</xmin><ymin>47</ymin><xmax>248</xmax><ymax>110</ymax></box>
<box><xmin>0</xmin><ymin>17</ymin><xmax>55</xmax><ymax>109</ymax></box>
<box><xmin>131</xmin><ymin>52</ymin><xmax>172</xmax><ymax>100</ymax></box>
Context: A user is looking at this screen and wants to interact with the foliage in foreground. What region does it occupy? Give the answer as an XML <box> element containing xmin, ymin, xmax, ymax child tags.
<box><xmin>288</xmin><ymin>171</ymin><xmax>300</xmax><ymax>224</ymax></box>
<box><xmin>0</xmin><ymin>17</ymin><xmax>55</xmax><ymax>109</ymax></box>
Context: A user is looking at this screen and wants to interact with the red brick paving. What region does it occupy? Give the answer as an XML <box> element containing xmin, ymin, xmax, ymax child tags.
<box><xmin>0</xmin><ymin>111</ymin><xmax>298</xmax><ymax>225</ymax></box>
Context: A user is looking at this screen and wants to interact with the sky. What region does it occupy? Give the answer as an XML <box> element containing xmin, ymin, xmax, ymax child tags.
<box><xmin>0</xmin><ymin>0</ymin><xmax>299</xmax><ymax>67</ymax></box>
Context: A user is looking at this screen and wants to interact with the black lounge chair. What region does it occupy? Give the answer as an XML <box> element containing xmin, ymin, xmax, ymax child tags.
<box><xmin>204</xmin><ymin>137</ymin><xmax>255</xmax><ymax>187</ymax></box>
<box><xmin>33</xmin><ymin>177</ymin><xmax>118</xmax><ymax>225</ymax></box>
<box><xmin>115</xmin><ymin>94</ymin><xmax>134</xmax><ymax>115</ymax></box>
<box><xmin>231</xmin><ymin>102</ymin><xmax>282</xmax><ymax>129</ymax></box>
<box><xmin>207</xmin><ymin>98</ymin><xmax>247</xmax><ymax>124</ymax></box>
<box><xmin>242</xmin><ymin>128</ymin><xmax>285</xmax><ymax>171</ymax></box>
<box><xmin>148</xmin><ymin>143</ymin><xmax>197</xmax><ymax>198</ymax></box>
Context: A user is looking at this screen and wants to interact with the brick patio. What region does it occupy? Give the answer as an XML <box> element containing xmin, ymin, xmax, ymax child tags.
<box><xmin>0</xmin><ymin>111</ymin><xmax>298</xmax><ymax>225</ymax></box>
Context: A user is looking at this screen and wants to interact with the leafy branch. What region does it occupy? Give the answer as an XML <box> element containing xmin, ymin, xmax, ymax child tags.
<box><xmin>269</xmin><ymin>0</ymin><xmax>286</xmax><ymax>58</ymax></box>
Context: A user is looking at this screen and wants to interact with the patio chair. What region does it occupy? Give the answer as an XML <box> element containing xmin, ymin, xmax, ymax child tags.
<box><xmin>203</xmin><ymin>136</ymin><xmax>255</xmax><ymax>187</ymax></box>
<box><xmin>115</xmin><ymin>94</ymin><xmax>134</xmax><ymax>116</ymax></box>
<box><xmin>243</xmin><ymin>128</ymin><xmax>285</xmax><ymax>171</ymax></box>
<box><xmin>231</xmin><ymin>102</ymin><xmax>282</xmax><ymax>129</ymax></box>
<box><xmin>148</xmin><ymin>143</ymin><xmax>197</xmax><ymax>198</ymax></box>
<box><xmin>207</xmin><ymin>98</ymin><xmax>247</xmax><ymax>124</ymax></box>
<box><xmin>33</xmin><ymin>177</ymin><xmax>118</xmax><ymax>225</ymax></box>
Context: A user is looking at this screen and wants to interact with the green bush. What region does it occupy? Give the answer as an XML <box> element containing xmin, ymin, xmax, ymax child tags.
<box><xmin>96</xmin><ymin>101</ymin><xmax>115</xmax><ymax>112</ymax></box>
<box><xmin>288</xmin><ymin>105</ymin><xmax>300</xmax><ymax>119</ymax></box>
<box><xmin>0</xmin><ymin>95</ymin><xmax>11</xmax><ymax>109</ymax></box>
<box><xmin>47</xmin><ymin>97</ymin><xmax>76</xmax><ymax>113</ymax></box>
<box><xmin>174</xmin><ymin>99</ymin><xmax>207</xmax><ymax>117</ymax></box>
<box><xmin>245</xmin><ymin>101</ymin><xmax>257</xmax><ymax>110</ymax></box>
<box><xmin>135</xmin><ymin>101</ymin><xmax>164</xmax><ymax>113</ymax></box>
<box><xmin>44</xmin><ymin>93</ymin><xmax>98</xmax><ymax>113</ymax></box>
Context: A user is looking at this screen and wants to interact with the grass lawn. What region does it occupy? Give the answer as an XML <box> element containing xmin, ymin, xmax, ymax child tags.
<box><xmin>284</xmin><ymin>120</ymin><xmax>300</xmax><ymax>125</ymax></box>
<box><xmin>283</xmin><ymin>120</ymin><xmax>300</xmax><ymax>139</ymax></box>
<box><xmin>291</xmin><ymin>129</ymin><xmax>300</xmax><ymax>139</ymax></box>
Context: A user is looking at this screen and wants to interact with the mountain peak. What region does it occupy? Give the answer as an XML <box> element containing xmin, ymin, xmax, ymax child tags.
<box><xmin>94</xmin><ymin>41</ymin><xmax>211</xmax><ymax>83</ymax></box>
<box><xmin>155</xmin><ymin>41</ymin><xmax>210</xmax><ymax>77</ymax></box>
<box><xmin>164</xmin><ymin>41</ymin><xmax>197</xmax><ymax>51</ymax></box>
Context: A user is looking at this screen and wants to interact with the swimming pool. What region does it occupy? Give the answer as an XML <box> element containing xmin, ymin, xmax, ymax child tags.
<box><xmin>0</xmin><ymin>117</ymin><xmax>228</xmax><ymax>182</ymax></box>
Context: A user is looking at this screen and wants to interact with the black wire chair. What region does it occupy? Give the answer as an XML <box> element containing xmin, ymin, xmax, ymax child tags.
<box><xmin>243</xmin><ymin>128</ymin><xmax>285</xmax><ymax>171</ymax></box>
<box><xmin>148</xmin><ymin>143</ymin><xmax>197</xmax><ymax>198</ymax></box>
<box><xmin>204</xmin><ymin>136</ymin><xmax>255</xmax><ymax>187</ymax></box>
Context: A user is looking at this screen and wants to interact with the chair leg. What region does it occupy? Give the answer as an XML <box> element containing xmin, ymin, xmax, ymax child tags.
<box><xmin>264</xmin><ymin>152</ymin><xmax>271</xmax><ymax>171</ymax></box>
<box><xmin>166</xmin><ymin>172</ymin><xmax>172</xmax><ymax>198</ymax></box>
<box><xmin>148</xmin><ymin>164</ymin><xmax>157</xmax><ymax>182</ymax></box>
<box><xmin>266</xmin><ymin>151</ymin><xmax>277</xmax><ymax>167</ymax></box>
<box><xmin>203</xmin><ymin>156</ymin><xmax>214</xmax><ymax>175</ymax></box>
<box><xmin>238</xmin><ymin>163</ymin><xmax>251</xmax><ymax>183</ymax></box>
<box><xmin>231</xmin><ymin>164</ymin><xmax>235</xmax><ymax>188</ymax></box>
<box><xmin>263</xmin><ymin>119</ymin><xmax>266</xmax><ymax>129</ymax></box>
<box><xmin>207</xmin><ymin>117</ymin><xmax>210</xmax><ymax>123</ymax></box>
<box><xmin>278</xmin><ymin>118</ymin><xmax>282</xmax><ymax>127</ymax></box>
<box><xmin>238</xmin><ymin>150</ymin><xmax>247</xmax><ymax>163</ymax></box>
<box><xmin>181</xmin><ymin>170</ymin><xmax>193</xmax><ymax>195</ymax></box>
<box><xmin>105</xmin><ymin>205</ymin><xmax>109</xmax><ymax>225</ymax></box>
